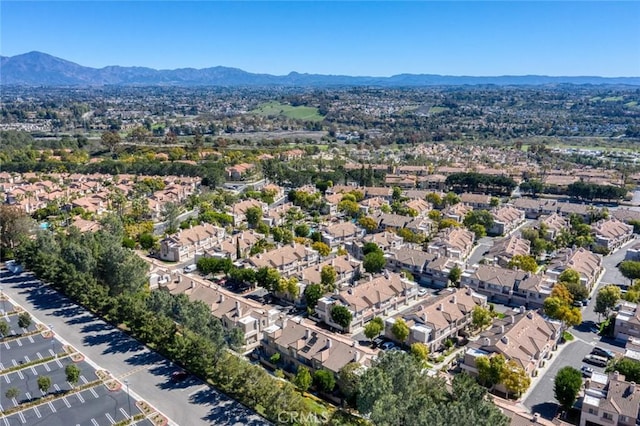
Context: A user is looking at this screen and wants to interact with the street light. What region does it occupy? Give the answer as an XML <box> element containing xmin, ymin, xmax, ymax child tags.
<box><xmin>124</xmin><ymin>379</ymin><xmax>132</xmax><ymax>419</ymax></box>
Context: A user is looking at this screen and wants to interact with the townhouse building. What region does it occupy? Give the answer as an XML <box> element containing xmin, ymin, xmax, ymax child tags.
<box><xmin>247</xmin><ymin>243</ymin><xmax>320</xmax><ymax>276</ymax></box>
<box><xmin>489</xmin><ymin>205</ymin><xmax>526</xmax><ymax>236</ymax></box>
<box><xmin>347</xmin><ymin>232</ymin><xmax>405</xmax><ymax>260</ymax></box>
<box><xmin>486</xmin><ymin>236</ymin><xmax>531</xmax><ymax>268</ymax></box>
<box><xmin>295</xmin><ymin>255</ymin><xmax>361</xmax><ymax>289</ymax></box>
<box><xmin>580</xmin><ymin>371</ymin><xmax>640</xmax><ymax>426</ymax></box>
<box><xmin>443</xmin><ymin>203</ymin><xmax>474</xmax><ymax>223</ymax></box>
<box><xmin>387</xmin><ymin>247</ymin><xmax>438</xmax><ymax>284</ymax></box>
<box><xmin>511</xmin><ymin>198</ymin><xmax>558</xmax><ymax>219</ymax></box>
<box><xmin>384</xmin><ymin>287</ymin><xmax>487</xmax><ymax>352</ymax></box>
<box><xmin>546</xmin><ymin>247</ymin><xmax>603</xmax><ymax>293</ymax></box>
<box><xmin>321</xmin><ymin>221</ymin><xmax>366</xmax><ymax>249</ymax></box>
<box><xmin>592</xmin><ymin>218</ymin><xmax>635</xmax><ymax>252</ymax></box>
<box><xmin>459</xmin><ymin>193</ymin><xmax>493</xmax><ymax>210</ymax></box>
<box><xmin>539</xmin><ymin>213</ymin><xmax>570</xmax><ymax>240</ymax></box>
<box><xmin>462</xmin><ymin>310</ymin><xmax>561</xmax><ymax>380</ymax></box>
<box><xmin>461</xmin><ymin>264</ymin><xmax>553</xmax><ymax>309</ymax></box>
<box><xmin>159</xmin><ymin>223</ymin><xmax>226</xmax><ymax>262</ymax></box>
<box><xmin>427</xmin><ymin>227</ymin><xmax>475</xmax><ymax>260</ymax></box>
<box><xmin>614</xmin><ymin>301</ymin><xmax>640</xmax><ymax>342</ymax></box>
<box><xmin>314</xmin><ymin>271</ymin><xmax>418</xmax><ymax>332</ymax></box>
<box><xmin>230</xmin><ymin>199</ymin><xmax>268</xmax><ymax>225</ymax></box>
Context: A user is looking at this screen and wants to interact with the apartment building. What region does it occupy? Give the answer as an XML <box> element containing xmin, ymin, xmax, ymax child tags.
<box><xmin>321</xmin><ymin>221</ymin><xmax>366</xmax><ymax>249</ymax></box>
<box><xmin>489</xmin><ymin>205</ymin><xmax>526</xmax><ymax>236</ymax></box>
<box><xmin>247</xmin><ymin>243</ymin><xmax>319</xmax><ymax>276</ymax></box>
<box><xmin>427</xmin><ymin>227</ymin><xmax>475</xmax><ymax>260</ymax></box>
<box><xmin>546</xmin><ymin>247</ymin><xmax>603</xmax><ymax>293</ymax></box>
<box><xmin>539</xmin><ymin>213</ymin><xmax>570</xmax><ymax>240</ymax></box>
<box><xmin>486</xmin><ymin>236</ymin><xmax>531</xmax><ymax>268</ymax></box>
<box><xmin>592</xmin><ymin>218</ymin><xmax>634</xmax><ymax>252</ymax></box>
<box><xmin>580</xmin><ymin>371</ymin><xmax>640</xmax><ymax>426</ymax></box>
<box><xmin>159</xmin><ymin>223</ymin><xmax>226</xmax><ymax>262</ymax></box>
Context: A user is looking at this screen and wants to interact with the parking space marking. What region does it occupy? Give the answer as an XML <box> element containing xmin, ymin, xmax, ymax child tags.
<box><xmin>48</xmin><ymin>401</ymin><xmax>56</xmax><ymax>413</ymax></box>
<box><xmin>55</xmin><ymin>358</ymin><xmax>63</xmax><ymax>368</ymax></box>
<box><xmin>24</xmin><ymin>355</ymin><xmax>30</xmax><ymax>363</ymax></box>
<box><xmin>36</xmin><ymin>352</ymin><xmax>43</xmax><ymax>360</ymax></box>
<box><xmin>17</xmin><ymin>370</ymin><xmax>23</xmax><ymax>380</ymax></box>
<box><xmin>33</xmin><ymin>406</ymin><xmax>42</xmax><ymax>418</ymax></box>
<box><xmin>80</xmin><ymin>375</ymin><xmax>88</xmax><ymax>384</ymax></box>
<box><xmin>120</xmin><ymin>408</ymin><xmax>129</xmax><ymax>418</ymax></box>
<box><xmin>76</xmin><ymin>392</ymin><xmax>85</xmax><ymax>403</ymax></box>
<box><xmin>25</xmin><ymin>392</ymin><xmax>31</xmax><ymax>401</ymax></box>
<box><xmin>4</xmin><ymin>342</ymin><xmax>9</xmax><ymax>350</ymax></box>
<box><xmin>0</xmin><ymin>402</ymin><xmax>3</xmax><ymax>411</ymax></box>
<box><xmin>2</xmin><ymin>416</ymin><xmax>9</xmax><ymax>426</ymax></box>
<box><xmin>4</xmin><ymin>375</ymin><xmax>9</xmax><ymax>384</ymax></box>
<box><xmin>105</xmin><ymin>413</ymin><xmax>116</xmax><ymax>425</ymax></box>
<box><xmin>28</xmin><ymin>335</ymin><xmax>34</xmax><ymax>343</ymax></box>
<box><xmin>18</xmin><ymin>411</ymin><xmax>25</xmax><ymax>424</ymax></box>
<box><xmin>91</xmin><ymin>418</ymin><xmax>99</xmax><ymax>426</ymax></box>
<box><xmin>54</xmin><ymin>384</ymin><xmax>60</xmax><ymax>392</ymax></box>
<box><xmin>11</xmin><ymin>360</ymin><xmax>18</xmax><ymax>367</ymax></box>
<box><xmin>0</xmin><ymin>362</ymin><xmax>4</xmax><ymax>370</ymax></box>
<box><xmin>30</xmin><ymin>366</ymin><xmax>38</xmax><ymax>375</ymax></box>
<box><xmin>44</xmin><ymin>363</ymin><xmax>50</xmax><ymax>372</ymax></box>
<box><xmin>89</xmin><ymin>387</ymin><xmax>99</xmax><ymax>399</ymax></box>
<box><xmin>16</xmin><ymin>339</ymin><xmax>22</xmax><ymax>347</ymax></box>
<box><xmin>62</xmin><ymin>396</ymin><xmax>71</xmax><ymax>408</ymax></box>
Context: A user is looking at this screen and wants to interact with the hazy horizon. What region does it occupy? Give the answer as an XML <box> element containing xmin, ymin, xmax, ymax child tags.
<box><xmin>2</xmin><ymin>2</ymin><xmax>640</xmax><ymax>78</ymax></box>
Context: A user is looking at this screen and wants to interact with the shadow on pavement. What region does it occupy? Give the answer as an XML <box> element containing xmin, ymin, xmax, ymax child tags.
<box><xmin>81</xmin><ymin>322</ymin><xmax>112</xmax><ymax>333</ymax></box>
<box><xmin>530</xmin><ymin>401</ymin><xmax>558</xmax><ymax>419</ymax></box>
<box><xmin>83</xmin><ymin>331</ymin><xmax>143</xmax><ymax>354</ymax></box>
<box><xmin>124</xmin><ymin>351</ymin><xmax>163</xmax><ymax>367</ymax></box>
<box><xmin>189</xmin><ymin>388</ymin><xmax>269</xmax><ymax>426</ymax></box>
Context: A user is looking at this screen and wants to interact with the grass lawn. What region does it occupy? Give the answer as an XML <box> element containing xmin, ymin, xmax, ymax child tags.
<box><xmin>428</xmin><ymin>106</ymin><xmax>450</xmax><ymax>114</ymax></box>
<box><xmin>601</xmin><ymin>96</ymin><xmax>624</xmax><ymax>102</ymax></box>
<box><xmin>625</xmin><ymin>101</ymin><xmax>638</xmax><ymax>107</ymax></box>
<box><xmin>252</xmin><ymin>101</ymin><xmax>325</xmax><ymax>122</ymax></box>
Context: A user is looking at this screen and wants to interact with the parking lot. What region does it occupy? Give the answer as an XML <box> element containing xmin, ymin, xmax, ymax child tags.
<box><xmin>0</xmin><ymin>297</ymin><xmax>150</xmax><ymax>426</ymax></box>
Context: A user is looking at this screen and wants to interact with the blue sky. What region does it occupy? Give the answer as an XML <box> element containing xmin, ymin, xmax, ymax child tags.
<box><xmin>2</xmin><ymin>1</ymin><xmax>639</xmax><ymax>77</ymax></box>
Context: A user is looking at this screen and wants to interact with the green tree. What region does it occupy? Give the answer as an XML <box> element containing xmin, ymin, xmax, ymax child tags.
<box><xmin>363</xmin><ymin>251</ymin><xmax>386</xmax><ymax>274</ymax></box>
<box><xmin>293</xmin><ymin>366</ymin><xmax>312</xmax><ymax>393</ymax></box>
<box><xmin>17</xmin><ymin>312</ymin><xmax>32</xmax><ymax>330</ymax></box>
<box><xmin>620</xmin><ymin>261</ymin><xmax>640</xmax><ymax>282</ymax></box>
<box><xmin>464</xmin><ymin>210</ymin><xmax>494</xmax><ymax>231</ymax></box>
<box><xmin>554</xmin><ymin>366</ymin><xmax>582</xmax><ymax>411</ymax></box>
<box><xmin>507</xmin><ymin>255</ymin><xmax>538</xmax><ymax>273</ymax></box>
<box><xmin>65</xmin><ymin>364</ymin><xmax>81</xmax><ymax>388</ymax></box>
<box><xmin>364</xmin><ymin>317</ymin><xmax>384</xmax><ymax>342</ymax></box>
<box><xmin>595</xmin><ymin>284</ymin><xmax>621</xmax><ymax>318</ymax></box>
<box><xmin>139</xmin><ymin>232</ymin><xmax>155</xmax><ymax>250</ymax></box>
<box><xmin>5</xmin><ymin>387</ymin><xmax>18</xmax><ymax>400</ymax></box>
<box><xmin>558</xmin><ymin>269</ymin><xmax>581</xmax><ymax>285</ymax></box>
<box><xmin>294</xmin><ymin>223</ymin><xmax>310</xmax><ymax>238</ymax></box>
<box><xmin>543</xmin><ymin>297</ymin><xmax>582</xmax><ymax>326</ymax></box>
<box><xmin>439</xmin><ymin>218</ymin><xmax>462</xmax><ymax>230</ymax></box>
<box><xmin>0</xmin><ymin>205</ymin><xmax>34</xmax><ymax>252</ymax></box>
<box><xmin>0</xmin><ymin>321</ymin><xmax>9</xmax><ymax>337</ymax></box>
<box><xmin>338</xmin><ymin>200</ymin><xmax>360</xmax><ymax>218</ymax></box>
<box><xmin>37</xmin><ymin>376</ymin><xmax>52</xmax><ymax>394</ymax></box>
<box><xmin>448</xmin><ymin>265</ymin><xmax>462</xmax><ymax>287</ymax></box>
<box><xmin>469</xmin><ymin>223</ymin><xmax>487</xmax><ymax>239</ymax></box>
<box><xmin>312</xmin><ymin>241</ymin><xmax>331</xmax><ymax>257</ymax></box>
<box><xmin>331</xmin><ymin>305</ymin><xmax>353</xmax><ymax>330</ymax></box>
<box><xmin>161</xmin><ymin>202</ymin><xmax>181</xmax><ymax>234</ymax></box>
<box><xmin>501</xmin><ymin>360</ymin><xmax>531</xmax><ymax>399</ymax></box>
<box><xmin>245</xmin><ymin>206</ymin><xmax>263</xmax><ymax>228</ymax></box>
<box><xmin>337</xmin><ymin>362</ymin><xmax>361</xmax><ymax>405</ymax></box>
<box><xmin>320</xmin><ymin>265</ymin><xmax>337</xmax><ymax>290</ymax></box>
<box><xmin>564</xmin><ymin>280</ymin><xmax>589</xmax><ymax>303</ymax></box>
<box><xmin>410</xmin><ymin>342</ymin><xmax>429</xmax><ymax>363</ymax></box>
<box><xmin>476</xmin><ymin>354</ymin><xmax>505</xmax><ymax>389</ymax></box>
<box><xmin>303</xmin><ymin>284</ymin><xmax>324</xmax><ymax>311</ymax></box>
<box><xmin>313</xmin><ymin>369</ymin><xmax>336</xmax><ymax>393</ymax></box>
<box><xmin>607</xmin><ymin>358</ymin><xmax>640</xmax><ymax>382</ymax></box>
<box><xmin>256</xmin><ymin>267</ymin><xmax>281</xmax><ymax>292</ymax></box>
<box><xmin>358</xmin><ymin>216</ymin><xmax>378</xmax><ymax>233</ymax></box>
<box><xmin>472</xmin><ymin>306</ymin><xmax>493</xmax><ymax>330</ymax></box>
<box><xmin>100</xmin><ymin>130</ymin><xmax>121</xmax><ymax>154</ymax></box>
<box><xmin>391</xmin><ymin>318</ymin><xmax>410</xmax><ymax>343</ymax></box>
<box><xmin>362</xmin><ymin>242</ymin><xmax>383</xmax><ymax>256</ymax></box>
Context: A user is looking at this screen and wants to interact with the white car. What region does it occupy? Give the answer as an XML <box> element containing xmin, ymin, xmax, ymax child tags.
<box><xmin>418</xmin><ymin>288</ymin><xmax>428</xmax><ymax>297</ymax></box>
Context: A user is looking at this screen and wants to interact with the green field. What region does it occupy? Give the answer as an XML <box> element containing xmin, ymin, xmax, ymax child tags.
<box><xmin>602</xmin><ymin>96</ymin><xmax>624</xmax><ymax>102</ymax></box>
<box><xmin>252</xmin><ymin>101</ymin><xmax>325</xmax><ymax>122</ymax></box>
<box><xmin>428</xmin><ymin>106</ymin><xmax>449</xmax><ymax>114</ymax></box>
<box><xmin>625</xmin><ymin>101</ymin><xmax>638</xmax><ymax>107</ymax></box>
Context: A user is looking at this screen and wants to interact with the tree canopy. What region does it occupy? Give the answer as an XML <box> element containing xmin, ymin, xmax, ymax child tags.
<box><xmin>554</xmin><ymin>367</ymin><xmax>582</xmax><ymax>411</ymax></box>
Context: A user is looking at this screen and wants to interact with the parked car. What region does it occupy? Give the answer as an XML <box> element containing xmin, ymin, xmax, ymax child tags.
<box><xmin>591</xmin><ymin>347</ymin><xmax>615</xmax><ymax>360</ymax></box>
<box><xmin>583</xmin><ymin>354</ymin><xmax>609</xmax><ymax>367</ymax></box>
<box><xmin>171</xmin><ymin>370</ymin><xmax>189</xmax><ymax>382</ymax></box>
<box><xmin>418</xmin><ymin>288</ymin><xmax>428</xmax><ymax>297</ymax></box>
<box><xmin>183</xmin><ymin>264</ymin><xmax>197</xmax><ymax>273</ymax></box>
<box><xmin>581</xmin><ymin>365</ymin><xmax>594</xmax><ymax>378</ymax></box>
<box><xmin>380</xmin><ymin>341</ymin><xmax>396</xmax><ymax>351</ymax></box>
<box><xmin>372</xmin><ymin>336</ymin><xmax>386</xmax><ymax>348</ymax></box>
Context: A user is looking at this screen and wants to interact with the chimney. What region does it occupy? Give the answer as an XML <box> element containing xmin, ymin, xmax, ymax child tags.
<box><xmin>235</xmin><ymin>300</ymin><xmax>241</xmax><ymax>316</ymax></box>
<box><xmin>326</xmin><ymin>339</ymin><xmax>332</xmax><ymax>349</ymax></box>
<box><xmin>614</xmin><ymin>371</ymin><xmax>620</xmax><ymax>380</ymax></box>
<box><xmin>483</xmin><ymin>337</ymin><xmax>491</xmax><ymax>346</ymax></box>
<box><xmin>500</xmin><ymin>325</ymin><xmax>505</xmax><ymax>334</ymax></box>
<box><xmin>451</xmin><ymin>295</ymin><xmax>457</xmax><ymax>304</ymax></box>
<box><xmin>190</xmin><ymin>280</ymin><xmax>195</xmax><ymax>289</ymax></box>
<box><xmin>532</xmin><ymin>413</ymin><xmax>540</xmax><ymax>423</ymax></box>
<box><xmin>305</xmin><ymin>329</ymin><xmax>311</xmax><ymax>339</ymax></box>
<box><xmin>354</xmin><ymin>351</ymin><xmax>361</xmax><ymax>362</ymax></box>
<box><xmin>437</xmin><ymin>303</ymin><xmax>443</xmax><ymax>311</ymax></box>
<box><xmin>501</xmin><ymin>336</ymin><xmax>509</xmax><ymax>344</ymax></box>
<box><xmin>510</xmin><ymin>315</ymin><xmax>515</xmax><ymax>324</ymax></box>
<box><xmin>526</xmin><ymin>311</ymin><xmax>534</xmax><ymax>319</ymax></box>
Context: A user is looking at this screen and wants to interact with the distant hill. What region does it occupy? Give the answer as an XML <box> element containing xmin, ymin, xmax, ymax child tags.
<box><xmin>2</xmin><ymin>51</ymin><xmax>639</xmax><ymax>87</ymax></box>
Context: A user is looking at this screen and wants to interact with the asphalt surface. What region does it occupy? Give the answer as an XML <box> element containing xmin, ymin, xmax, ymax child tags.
<box><xmin>0</xmin><ymin>270</ymin><xmax>270</xmax><ymax>426</ymax></box>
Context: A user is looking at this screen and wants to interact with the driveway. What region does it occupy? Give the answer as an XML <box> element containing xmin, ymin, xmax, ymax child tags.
<box><xmin>0</xmin><ymin>271</ymin><xmax>269</xmax><ymax>426</ymax></box>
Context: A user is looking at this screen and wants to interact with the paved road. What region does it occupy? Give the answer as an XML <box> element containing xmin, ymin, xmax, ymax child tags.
<box><xmin>0</xmin><ymin>270</ymin><xmax>269</xmax><ymax>426</ymax></box>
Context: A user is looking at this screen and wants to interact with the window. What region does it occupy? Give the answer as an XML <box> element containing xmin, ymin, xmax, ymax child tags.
<box><xmin>588</xmin><ymin>408</ymin><xmax>597</xmax><ymax>415</ymax></box>
<box><xmin>602</xmin><ymin>412</ymin><xmax>613</xmax><ymax>421</ymax></box>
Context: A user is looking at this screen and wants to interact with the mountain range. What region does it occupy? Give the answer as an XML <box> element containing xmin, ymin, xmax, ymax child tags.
<box><xmin>1</xmin><ymin>51</ymin><xmax>639</xmax><ymax>87</ymax></box>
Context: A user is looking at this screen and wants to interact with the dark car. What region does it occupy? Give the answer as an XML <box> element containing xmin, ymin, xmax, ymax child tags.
<box><xmin>591</xmin><ymin>347</ymin><xmax>615</xmax><ymax>360</ymax></box>
<box><xmin>171</xmin><ymin>370</ymin><xmax>189</xmax><ymax>382</ymax></box>
<box><xmin>372</xmin><ymin>336</ymin><xmax>386</xmax><ymax>348</ymax></box>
